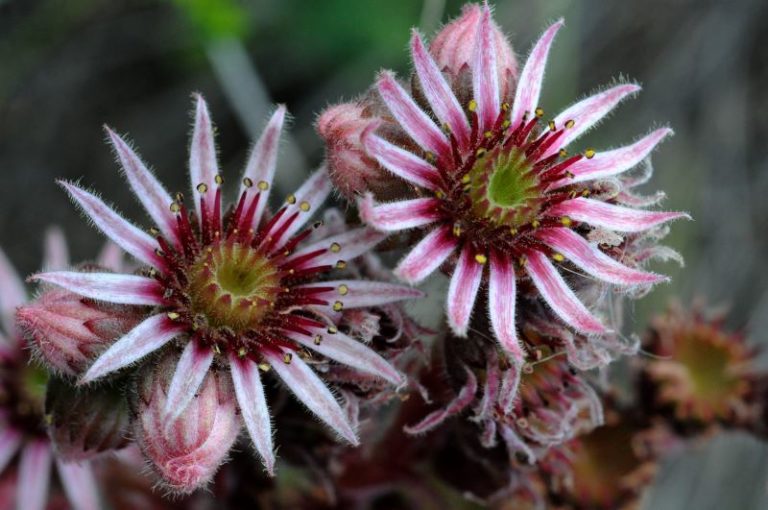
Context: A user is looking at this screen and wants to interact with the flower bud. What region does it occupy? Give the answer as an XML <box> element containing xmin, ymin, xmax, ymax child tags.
<box><xmin>316</xmin><ymin>102</ymin><xmax>397</xmax><ymax>200</ymax></box>
<box><xmin>45</xmin><ymin>375</ymin><xmax>132</xmax><ymax>461</ymax></box>
<box><xmin>17</xmin><ymin>288</ymin><xmax>141</xmax><ymax>377</ymax></box>
<box><xmin>429</xmin><ymin>3</ymin><xmax>518</xmax><ymax>99</ymax></box>
<box><xmin>132</xmin><ymin>352</ymin><xmax>240</xmax><ymax>494</ymax></box>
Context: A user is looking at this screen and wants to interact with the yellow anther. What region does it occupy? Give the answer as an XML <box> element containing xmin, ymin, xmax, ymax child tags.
<box><xmin>484</xmin><ymin>131</ymin><xmax>493</xmax><ymax>139</ymax></box>
<box><xmin>476</xmin><ymin>148</ymin><xmax>487</xmax><ymax>158</ymax></box>
<box><xmin>214</xmin><ymin>175</ymin><xmax>224</xmax><ymax>186</ymax></box>
<box><xmin>452</xmin><ymin>224</ymin><xmax>462</xmax><ymax>237</ymax></box>
<box><xmin>314</xmin><ymin>335</ymin><xmax>323</xmax><ymax>345</ymax></box>
<box><xmin>282</xmin><ymin>352</ymin><xmax>293</xmax><ymax>364</ymax></box>
<box><xmin>548</xmin><ymin>120</ymin><xmax>556</xmax><ymax>132</ymax></box>
<box><xmin>435</xmin><ymin>190</ymin><xmax>445</xmax><ymax>199</ymax></box>
<box><xmin>170</xmin><ymin>202</ymin><xmax>181</xmax><ymax>213</ymax></box>
<box><xmin>175</xmin><ymin>192</ymin><xmax>184</xmax><ymax>202</ymax></box>
<box><xmin>509</xmin><ymin>227</ymin><xmax>518</xmax><ymax>236</ymax></box>
<box><xmin>565</xmin><ymin>119</ymin><xmax>575</xmax><ymax>129</ymax></box>
<box><xmin>501</xmin><ymin>102</ymin><xmax>510</xmax><ymax>111</ymax></box>
<box><xmin>299</xmin><ymin>201</ymin><xmax>311</xmax><ymax>212</ymax></box>
<box><xmin>559</xmin><ymin>148</ymin><xmax>568</xmax><ymax>158</ymax></box>
<box><xmin>333</xmin><ymin>301</ymin><xmax>344</xmax><ymax>312</ymax></box>
<box><xmin>258</xmin><ymin>363</ymin><xmax>270</xmax><ymax>372</ymax></box>
<box><xmin>286</xmin><ymin>194</ymin><xmax>297</xmax><ymax>205</ymax></box>
<box><xmin>461</xmin><ymin>174</ymin><xmax>471</xmax><ymax>184</ymax></box>
<box><xmin>560</xmin><ymin>216</ymin><xmax>572</xmax><ymax>227</ymax></box>
<box><xmin>196</xmin><ymin>183</ymin><xmax>208</xmax><ymax>193</ymax></box>
<box><xmin>468</xmin><ymin>99</ymin><xmax>477</xmax><ymax>112</ymax></box>
<box><xmin>335</xmin><ymin>260</ymin><xmax>347</xmax><ymax>269</ymax></box>
<box><xmin>213</xmin><ymin>344</ymin><xmax>221</xmax><ymax>355</ymax></box>
<box><xmin>518</xmin><ymin>255</ymin><xmax>528</xmax><ymax>267</ymax></box>
<box><xmin>535</xmin><ymin>107</ymin><xmax>545</xmax><ymax>118</ymax></box>
<box><xmin>242</xmin><ymin>177</ymin><xmax>253</xmax><ymax>188</ymax></box>
<box><xmin>502</xmin><ymin>120</ymin><xmax>511</xmax><ymax>129</ymax></box>
<box><xmin>167</xmin><ymin>312</ymin><xmax>180</xmax><ymax>320</ymax></box>
<box><xmin>552</xmin><ymin>253</ymin><xmax>565</xmax><ymax>262</ymax></box>
<box><xmin>148</xmin><ymin>268</ymin><xmax>157</xmax><ymax>277</ymax></box>
<box><xmin>149</xmin><ymin>227</ymin><xmax>160</xmax><ymax>236</ymax></box>
<box><xmin>238</xmin><ymin>347</ymin><xmax>247</xmax><ymax>357</ymax></box>
<box><xmin>330</xmin><ymin>242</ymin><xmax>341</xmax><ymax>253</ymax></box>
<box><xmin>425</xmin><ymin>152</ymin><xmax>436</xmax><ymax>163</ymax></box>
<box><xmin>474</xmin><ymin>253</ymin><xmax>488</xmax><ymax>265</ymax></box>
<box><xmin>327</xmin><ymin>326</ymin><xmax>338</xmax><ymax>334</ymax></box>
<box><xmin>258</xmin><ymin>180</ymin><xmax>269</xmax><ymax>191</ymax></box>
<box><xmin>337</xmin><ymin>284</ymin><xmax>349</xmax><ymax>296</ymax></box>
<box><xmin>581</xmin><ymin>189</ymin><xmax>591</xmax><ymax>197</ymax></box>
<box><xmin>531</xmin><ymin>220</ymin><xmax>540</xmax><ymax>228</ymax></box>
<box><xmin>441</xmin><ymin>123</ymin><xmax>451</xmax><ymax>134</ymax></box>
<box><xmin>585</xmin><ymin>148</ymin><xmax>596</xmax><ymax>159</ymax></box>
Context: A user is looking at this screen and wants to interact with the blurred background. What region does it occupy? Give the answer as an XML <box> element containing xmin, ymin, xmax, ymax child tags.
<box><xmin>1</xmin><ymin>0</ymin><xmax>766</xmax><ymax>508</ymax></box>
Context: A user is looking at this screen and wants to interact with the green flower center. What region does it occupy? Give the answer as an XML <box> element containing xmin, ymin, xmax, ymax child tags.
<box><xmin>467</xmin><ymin>148</ymin><xmax>542</xmax><ymax>229</ymax></box>
<box><xmin>188</xmin><ymin>242</ymin><xmax>281</xmax><ymax>331</ymax></box>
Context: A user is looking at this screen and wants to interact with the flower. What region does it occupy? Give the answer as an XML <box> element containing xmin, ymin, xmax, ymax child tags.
<box><xmin>353</xmin><ymin>4</ymin><xmax>687</xmax><ymax>364</ymax></box>
<box><xmin>33</xmin><ymin>95</ymin><xmax>423</xmax><ymax>481</ymax></box>
<box><xmin>0</xmin><ymin>229</ymin><xmax>100</xmax><ymax>510</ymax></box>
<box><xmin>643</xmin><ymin>302</ymin><xmax>758</xmax><ymax>424</ymax></box>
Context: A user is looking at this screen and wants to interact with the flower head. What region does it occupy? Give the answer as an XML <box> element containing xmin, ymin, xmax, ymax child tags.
<box><xmin>352</xmin><ymin>4</ymin><xmax>688</xmax><ymax>363</ymax></box>
<box><xmin>34</xmin><ymin>95</ymin><xmax>422</xmax><ymax>482</ymax></box>
<box><xmin>0</xmin><ymin>230</ymin><xmax>100</xmax><ymax>510</ymax></box>
<box><xmin>643</xmin><ymin>302</ymin><xmax>758</xmax><ymax>424</ymax></box>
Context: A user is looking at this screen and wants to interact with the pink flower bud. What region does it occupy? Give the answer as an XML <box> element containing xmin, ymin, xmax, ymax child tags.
<box><xmin>133</xmin><ymin>352</ymin><xmax>240</xmax><ymax>494</ymax></box>
<box><xmin>316</xmin><ymin>102</ymin><xmax>398</xmax><ymax>200</ymax></box>
<box><xmin>46</xmin><ymin>375</ymin><xmax>132</xmax><ymax>461</ymax></box>
<box><xmin>17</xmin><ymin>288</ymin><xmax>141</xmax><ymax>377</ymax></box>
<box><xmin>429</xmin><ymin>3</ymin><xmax>518</xmax><ymax>98</ymax></box>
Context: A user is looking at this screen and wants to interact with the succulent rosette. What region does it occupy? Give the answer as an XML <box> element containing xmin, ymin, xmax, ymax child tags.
<box><xmin>322</xmin><ymin>3</ymin><xmax>687</xmax><ymax>364</ymax></box>
<box><xmin>0</xmin><ymin>230</ymin><xmax>100</xmax><ymax>510</ymax></box>
<box><xmin>31</xmin><ymin>96</ymin><xmax>423</xmax><ymax>489</ymax></box>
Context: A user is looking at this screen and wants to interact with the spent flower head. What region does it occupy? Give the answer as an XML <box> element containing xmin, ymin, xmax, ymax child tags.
<box><xmin>33</xmin><ymin>95</ymin><xmax>423</xmax><ymax>486</ymax></box>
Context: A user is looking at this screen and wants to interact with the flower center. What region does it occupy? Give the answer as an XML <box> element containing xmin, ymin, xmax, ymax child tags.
<box><xmin>187</xmin><ymin>242</ymin><xmax>281</xmax><ymax>332</ymax></box>
<box><xmin>468</xmin><ymin>147</ymin><xmax>541</xmax><ymax>228</ymax></box>
<box><xmin>0</xmin><ymin>356</ymin><xmax>48</xmax><ymax>435</ymax></box>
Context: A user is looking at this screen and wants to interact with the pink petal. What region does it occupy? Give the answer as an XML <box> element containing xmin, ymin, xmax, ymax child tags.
<box><xmin>189</xmin><ymin>94</ymin><xmax>220</xmax><ymax>224</ymax></box>
<box><xmin>265</xmin><ymin>349</ymin><xmax>357</xmax><ymax>445</ymax></box>
<box><xmin>404</xmin><ymin>366</ymin><xmax>477</xmax><ymax>435</ymax></box>
<box><xmin>543</xmin><ymin>84</ymin><xmax>641</xmax><ymax>159</ymax></box>
<box><xmin>96</xmin><ymin>242</ymin><xmax>124</xmax><ymax>272</ymax></box>
<box><xmin>471</xmin><ymin>5</ymin><xmax>501</xmax><ymax>133</ymax></box>
<box><xmin>362</xmin><ymin>131</ymin><xmax>440</xmax><ymax>190</ymax></box>
<box><xmin>31</xmin><ymin>272</ymin><xmax>163</xmax><ymax>306</ymax></box>
<box><xmin>298</xmin><ymin>281</ymin><xmax>424</xmax><ymax>310</ymax></box>
<box><xmin>394</xmin><ymin>226</ymin><xmax>457</xmax><ymax>284</ymax></box>
<box><xmin>0</xmin><ymin>247</ymin><xmax>26</xmax><ymax>341</ymax></box>
<box><xmin>488</xmin><ymin>252</ymin><xmax>524</xmax><ymax>362</ymax></box>
<box><xmin>264</xmin><ymin>167</ymin><xmax>332</xmax><ymax>251</ymax></box>
<box><xmin>549</xmin><ymin>128</ymin><xmax>673</xmax><ymax>189</ymax></box>
<box><xmin>547</xmin><ymin>197</ymin><xmax>690</xmax><ymax>232</ymax></box>
<box><xmin>240</xmin><ymin>105</ymin><xmax>287</xmax><ymax>227</ymax></box>
<box><xmin>359</xmin><ymin>194</ymin><xmax>442</xmax><ymax>232</ymax></box>
<box><xmin>81</xmin><ymin>314</ymin><xmax>182</xmax><ymax>384</ymax></box>
<box><xmin>0</xmin><ymin>427</ymin><xmax>22</xmax><ymax>473</ymax></box>
<box><xmin>535</xmin><ymin>228</ymin><xmax>667</xmax><ymax>285</ymax></box>
<box><xmin>525</xmin><ymin>250</ymin><xmax>606</xmax><ymax>334</ymax></box>
<box><xmin>57</xmin><ymin>460</ymin><xmax>100</xmax><ymax>510</ymax></box>
<box><xmin>510</xmin><ymin>20</ymin><xmax>564</xmax><ymax>128</ymax></box>
<box><xmin>164</xmin><ymin>342</ymin><xmax>215</xmax><ymax>424</ymax></box>
<box><xmin>411</xmin><ymin>31</ymin><xmax>470</xmax><ymax>149</ymax></box>
<box><xmin>446</xmin><ymin>245</ymin><xmax>484</xmax><ymax>337</ymax></box>
<box><xmin>287</xmin><ymin>328</ymin><xmax>403</xmax><ymax>386</ymax></box>
<box><xmin>376</xmin><ymin>71</ymin><xmax>450</xmax><ymax>159</ymax></box>
<box><xmin>287</xmin><ymin>227</ymin><xmax>386</xmax><ymax>270</ymax></box>
<box><xmin>60</xmin><ymin>182</ymin><xmax>160</xmax><ymax>267</ymax></box>
<box><xmin>107</xmin><ymin>128</ymin><xmax>179</xmax><ymax>245</ymax></box>
<box><xmin>43</xmin><ymin>226</ymin><xmax>69</xmax><ymax>271</ymax></box>
<box><xmin>17</xmin><ymin>440</ymin><xmax>52</xmax><ymax>510</ymax></box>
<box><xmin>229</xmin><ymin>355</ymin><xmax>274</xmax><ymax>475</ymax></box>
